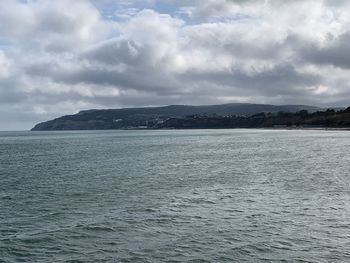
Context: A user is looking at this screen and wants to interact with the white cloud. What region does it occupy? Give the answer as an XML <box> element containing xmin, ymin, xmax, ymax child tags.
<box><xmin>1</xmin><ymin>0</ymin><xmax>350</xmax><ymax>129</ymax></box>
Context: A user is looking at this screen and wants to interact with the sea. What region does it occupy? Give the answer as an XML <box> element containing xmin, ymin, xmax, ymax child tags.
<box><xmin>1</xmin><ymin>129</ymin><xmax>350</xmax><ymax>262</ymax></box>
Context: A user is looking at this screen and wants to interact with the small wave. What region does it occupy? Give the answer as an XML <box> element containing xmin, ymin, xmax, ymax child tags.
<box><xmin>76</xmin><ymin>224</ymin><xmax>115</xmax><ymax>232</ymax></box>
<box><xmin>0</xmin><ymin>193</ymin><xmax>11</xmax><ymax>200</ymax></box>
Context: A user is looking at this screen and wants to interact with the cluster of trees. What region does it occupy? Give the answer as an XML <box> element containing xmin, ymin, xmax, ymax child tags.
<box><xmin>158</xmin><ymin>107</ymin><xmax>350</xmax><ymax>129</ymax></box>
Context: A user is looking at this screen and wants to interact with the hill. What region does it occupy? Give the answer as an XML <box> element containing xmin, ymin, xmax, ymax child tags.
<box><xmin>31</xmin><ymin>103</ymin><xmax>322</xmax><ymax>130</ymax></box>
<box><xmin>158</xmin><ymin>108</ymin><xmax>350</xmax><ymax>129</ymax></box>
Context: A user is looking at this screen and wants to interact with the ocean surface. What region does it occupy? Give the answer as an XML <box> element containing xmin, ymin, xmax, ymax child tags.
<box><xmin>1</xmin><ymin>129</ymin><xmax>350</xmax><ymax>262</ymax></box>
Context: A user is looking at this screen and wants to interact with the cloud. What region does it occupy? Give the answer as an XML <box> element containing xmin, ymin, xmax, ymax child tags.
<box><xmin>301</xmin><ymin>32</ymin><xmax>350</xmax><ymax>69</ymax></box>
<box><xmin>0</xmin><ymin>0</ymin><xmax>108</xmax><ymax>52</ymax></box>
<box><xmin>1</xmin><ymin>0</ymin><xmax>350</xmax><ymax>130</ymax></box>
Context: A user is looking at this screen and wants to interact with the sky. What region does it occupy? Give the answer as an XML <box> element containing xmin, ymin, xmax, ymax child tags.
<box><xmin>1</xmin><ymin>0</ymin><xmax>350</xmax><ymax>130</ymax></box>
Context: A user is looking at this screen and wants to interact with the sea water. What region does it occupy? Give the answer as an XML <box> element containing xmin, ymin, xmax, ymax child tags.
<box><xmin>1</xmin><ymin>129</ymin><xmax>350</xmax><ymax>262</ymax></box>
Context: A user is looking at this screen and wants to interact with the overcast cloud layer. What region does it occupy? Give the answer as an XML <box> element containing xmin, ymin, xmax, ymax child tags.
<box><xmin>1</xmin><ymin>0</ymin><xmax>350</xmax><ymax>130</ymax></box>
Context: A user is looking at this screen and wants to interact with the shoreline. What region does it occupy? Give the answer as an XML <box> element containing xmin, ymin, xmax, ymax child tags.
<box><xmin>28</xmin><ymin>127</ymin><xmax>350</xmax><ymax>132</ymax></box>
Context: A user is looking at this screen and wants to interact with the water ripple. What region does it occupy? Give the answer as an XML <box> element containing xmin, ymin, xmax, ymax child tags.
<box><xmin>1</xmin><ymin>129</ymin><xmax>350</xmax><ymax>262</ymax></box>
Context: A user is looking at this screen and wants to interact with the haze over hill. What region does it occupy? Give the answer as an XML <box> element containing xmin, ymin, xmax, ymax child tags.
<box><xmin>32</xmin><ymin>103</ymin><xmax>323</xmax><ymax>130</ymax></box>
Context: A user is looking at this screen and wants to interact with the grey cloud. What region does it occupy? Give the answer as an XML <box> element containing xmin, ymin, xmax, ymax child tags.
<box><xmin>301</xmin><ymin>33</ymin><xmax>350</xmax><ymax>69</ymax></box>
<box><xmin>25</xmin><ymin>61</ymin><xmax>181</xmax><ymax>96</ymax></box>
<box><xmin>180</xmin><ymin>64</ymin><xmax>321</xmax><ymax>97</ymax></box>
<box><xmin>1</xmin><ymin>0</ymin><xmax>350</xmax><ymax>130</ymax></box>
<box><xmin>81</xmin><ymin>39</ymin><xmax>141</xmax><ymax>65</ymax></box>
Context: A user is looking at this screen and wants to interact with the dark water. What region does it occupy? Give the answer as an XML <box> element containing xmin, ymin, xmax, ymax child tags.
<box><xmin>1</xmin><ymin>129</ymin><xmax>350</xmax><ymax>262</ymax></box>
